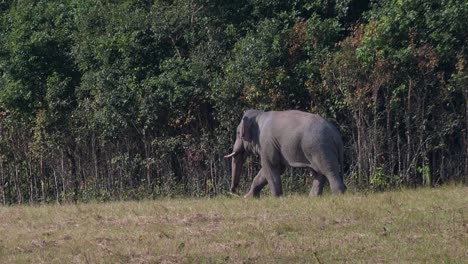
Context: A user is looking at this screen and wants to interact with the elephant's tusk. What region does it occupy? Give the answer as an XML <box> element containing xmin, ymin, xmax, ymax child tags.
<box><xmin>224</xmin><ymin>152</ymin><xmax>236</xmax><ymax>158</ymax></box>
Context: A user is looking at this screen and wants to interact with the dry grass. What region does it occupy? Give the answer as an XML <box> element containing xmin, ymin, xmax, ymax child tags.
<box><xmin>0</xmin><ymin>186</ymin><xmax>467</xmax><ymax>263</ymax></box>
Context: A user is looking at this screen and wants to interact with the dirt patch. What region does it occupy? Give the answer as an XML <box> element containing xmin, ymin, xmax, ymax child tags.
<box><xmin>155</xmin><ymin>254</ymin><xmax>184</xmax><ymax>264</ymax></box>
<box><xmin>31</xmin><ymin>239</ymin><xmax>57</xmax><ymax>249</ymax></box>
<box><xmin>128</xmin><ymin>254</ymin><xmax>156</xmax><ymax>264</ymax></box>
<box><xmin>343</xmin><ymin>232</ymin><xmax>369</xmax><ymax>243</ymax></box>
<box><xmin>207</xmin><ymin>240</ymin><xmax>254</xmax><ymax>254</ymax></box>
<box><xmin>181</xmin><ymin>213</ymin><xmax>224</xmax><ymax>225</ymax></box>
<box><xmin>95</xmin><ymin>237</ymin><xmax>113</xmax><ymax>245</ymax></box>
<box><xmin>330</xmin><ymin>218</ymin><xmax>358</xmax><ymax>227</ymax></box>
<box><xmin>105</xmin><ymin>215</ymin><xmax>159</xmax><ymax>227</ymax></box>
<box><xmin>174</xmin><ymin>213</ymin><xmax>225</xmax><ymax>238</ymax></box>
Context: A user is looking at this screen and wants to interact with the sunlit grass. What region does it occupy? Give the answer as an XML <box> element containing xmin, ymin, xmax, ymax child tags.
<box><xmin>0</xmin><ymin>186</ymin><xmax>466</xmax><ymax>263</ymax></box>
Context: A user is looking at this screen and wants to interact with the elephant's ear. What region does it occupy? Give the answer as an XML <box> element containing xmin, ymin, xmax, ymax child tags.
<box><xmin>241</xmin><ymin>116</ymin><xmax>252</xmax><ymax>141</ymax></box>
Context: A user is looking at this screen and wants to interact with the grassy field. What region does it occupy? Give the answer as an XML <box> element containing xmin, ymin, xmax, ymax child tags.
<box><xmin>0</xmin><ymin>186</ymin><xmax>467</xmax><ymax>263</ymax></box>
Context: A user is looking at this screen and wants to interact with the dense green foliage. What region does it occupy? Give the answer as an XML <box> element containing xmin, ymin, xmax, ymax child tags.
<box><xmin>0</xmin><ymin>0</ymin><xmax>466</xmax><ymax>203</ymax></box>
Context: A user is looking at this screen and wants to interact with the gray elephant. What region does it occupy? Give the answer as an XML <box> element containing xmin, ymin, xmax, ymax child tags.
<box><xmin>224</xmin><ymin>109</ymin><xmax>346</xmax><ymax>198</ymax></box>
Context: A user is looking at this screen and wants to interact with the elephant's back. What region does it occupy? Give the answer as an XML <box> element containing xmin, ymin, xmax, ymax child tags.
<box><xmin>269</xmin><ymin>110</ymin><xmax>324</xmax><ymax>123</ymax></box>
<box><xmin>304</xmin><ymin>114</ymin><xmax>342</xmax><ymax>147</ymax></box>
<box><xmin>264</xmin><ymin>111</ymin><xmax>340</xmax><ymax>166</ymax></box>
<box><xmin>277</xmin><ymin>111</ymin><xmax>341</xmax><ymax>148</ymax></box>
<box><xmin>269</xmin><ymin>110</ymin><xmax>331</xmax><ymax>136</ymax></box>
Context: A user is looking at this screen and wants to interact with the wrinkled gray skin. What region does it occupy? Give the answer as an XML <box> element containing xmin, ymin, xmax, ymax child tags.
<box><xmin>225</xmin><ymin>110</ymin><xmax>346</xmax><ymax>198</ymax></box>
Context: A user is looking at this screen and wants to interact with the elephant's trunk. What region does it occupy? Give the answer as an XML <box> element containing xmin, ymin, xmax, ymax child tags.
<box><xmin>226</xmin><ymin>138</ymin><xmax>245</xmax><ymax>193</ymax></box>
<box><xmin>230</xmin><ymin>153</ymin><xmax>245</xmax><ymax>192</ymax></box>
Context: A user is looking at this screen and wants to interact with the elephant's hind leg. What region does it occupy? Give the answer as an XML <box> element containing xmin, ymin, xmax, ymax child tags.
<box><xmin>309</xmin><ymin>150</ymin><xmax>346</xmax><ymax>195</ymax></box>
<box><xmin>245</xmin><ymin>168</ymin><xmax>268</xmax><ymax>198</ymax></box>
<box><xmin>326</xmin><ymin>167</ymin><xmax>346</xmax><ymax>195</ymax></box>
<box><xmin>309</xmin><ymin>170</ymin><xmax>327</xmax><ymax>197</ymax></box>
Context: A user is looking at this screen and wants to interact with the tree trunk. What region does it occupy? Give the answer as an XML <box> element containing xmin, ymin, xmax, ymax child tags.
<box><xmin>405</xmin><ymin>80</ymin><xmax>413</xmax><ymax>184</ymax></box>
<box><xmin>53</xmin><ymin>169</ymin><xmax>60</xmax><ymax>203</ymax></box>
<box><xmin>0</xmin><ymin>157</ymin><xmax>5</xmax><ymax>205</ymax></box>
<box><xmin>66</xmin><ymin>143</ymin><xmax>78</xmax><ymax>203</ymax></box>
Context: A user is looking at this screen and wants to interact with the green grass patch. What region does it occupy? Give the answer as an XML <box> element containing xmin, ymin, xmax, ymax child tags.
<box><xmin>0</xmin><ymin>186</ymin><xmax>467</xmax><ymax>263</ymax></box>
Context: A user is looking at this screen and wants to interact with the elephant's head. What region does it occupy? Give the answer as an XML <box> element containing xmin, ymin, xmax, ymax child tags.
<box><xmin>224</xmin><ymin>110</ymin><xmax>259</xmax><ymax>193</ymax></box>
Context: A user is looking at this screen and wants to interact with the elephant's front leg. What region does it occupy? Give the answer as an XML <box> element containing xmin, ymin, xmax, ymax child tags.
<box><xmin>244</xmin><ymin>168</ymin><xmax>268</xmax><ymax>198</ymax></box>
<box><xmin>262</xmin><ymin>164</ymin><xmax>285</xmax><ymax>197</ymax></box>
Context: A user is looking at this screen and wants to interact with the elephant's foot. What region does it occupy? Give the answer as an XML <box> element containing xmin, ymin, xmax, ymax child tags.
<box><xmin>329</xmin><ymin>179</ymin><xmax>347</xmax><ymax>195</ymax></box>
<box><xmin>309</xmin><ymin>190</ymin><xmax>319</xmax><ymax>197</ymax></box>
<box><xmin>244</xmin><ymin>191</ymin><xmax>260</xmax><ymax>198</ymax></box>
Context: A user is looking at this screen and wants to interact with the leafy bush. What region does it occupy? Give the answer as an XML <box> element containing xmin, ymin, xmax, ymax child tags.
<box><xmin>0</xmin><ymin>0</ymin><xmax>466</xmax><ymax>203</ymax></box>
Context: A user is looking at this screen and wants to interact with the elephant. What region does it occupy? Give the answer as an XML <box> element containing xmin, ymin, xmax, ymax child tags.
<box><xmin>224</xmin><ymin>109</ymin><xmax>346</xmax><ymax>198</ymax></box>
